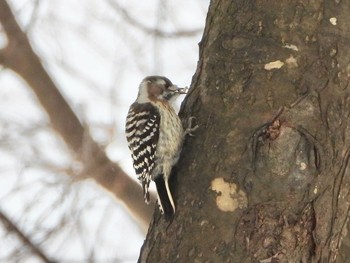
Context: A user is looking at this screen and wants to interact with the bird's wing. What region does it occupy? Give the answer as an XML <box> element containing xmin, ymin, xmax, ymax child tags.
<box><xmin>125</xmin><ymin>102</ymin><xmax>160</xmax><ymax>203</ymax></box>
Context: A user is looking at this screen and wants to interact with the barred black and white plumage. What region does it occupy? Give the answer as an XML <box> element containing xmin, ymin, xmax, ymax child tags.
<box><xmin>125</xmin><ymin>103</ymin><xmax>160</xmax><ymax>203</ymax></box>
<box><xmin>125</xmin><ymin>76</ymin><xmax>187</xmax><ymax>217</ymax></box>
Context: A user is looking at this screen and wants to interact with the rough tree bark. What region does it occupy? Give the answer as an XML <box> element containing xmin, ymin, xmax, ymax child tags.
<box><xmin>140</xmin><ymin>0</ymin><xmax>350</xmax><ymax>262</ymax></box>
<box><xmin>0</xmin><ymin>1</ymin><xmax>154</xmax><ymax>232</ymax></box>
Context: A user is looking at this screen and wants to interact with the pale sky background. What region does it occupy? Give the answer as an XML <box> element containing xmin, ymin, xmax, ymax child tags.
<box><xmin>0</xmin><ymin>0</ymin><xmax>209</xmax><ymax>262</ymax></box>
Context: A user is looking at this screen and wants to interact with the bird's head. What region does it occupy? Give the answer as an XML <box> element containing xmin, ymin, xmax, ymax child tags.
<box><xmin>136</xmin><ymin>76</ymin><xmax>187</xmax><ymax>103</ymax></box>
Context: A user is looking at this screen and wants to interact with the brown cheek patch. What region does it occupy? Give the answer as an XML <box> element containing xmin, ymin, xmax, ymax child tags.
<box><xmin>148</xmin><ymin>84</ymin><xmax>163</xmax><ymax>100</ymax></box>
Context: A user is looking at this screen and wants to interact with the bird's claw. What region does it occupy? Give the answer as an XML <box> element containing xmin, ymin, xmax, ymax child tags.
<box><xmin>185</xmin><ymin>116</ymin><xmax>199</xmax><ymax>136</ymax></box>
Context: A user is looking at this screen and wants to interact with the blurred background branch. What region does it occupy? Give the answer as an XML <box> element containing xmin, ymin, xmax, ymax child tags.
<box><xmin>0</xmin><ymin>0</ymin><xmax>154</xmax><ymax>230</ymax></box>
<box><xmin>106</xmin><ymin>0</ymin><xmax>202</xmax><ymax>38</ymax></box>
<box><xmin>0</xmin><ymin>210</ymin><xmax>55</xmax><ymax>263</ymax></box>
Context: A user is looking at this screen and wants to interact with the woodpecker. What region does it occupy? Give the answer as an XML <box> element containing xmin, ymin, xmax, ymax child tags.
<box><xmin>125</xmin><ymin>76</ymin><xmax>189</xmax><ymax>217</ymax></box>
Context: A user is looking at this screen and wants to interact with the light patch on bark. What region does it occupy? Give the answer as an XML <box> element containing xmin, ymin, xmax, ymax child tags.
<box><xmin>299</xmin><ymin>162</ymin><xmax>307</xmax><ymax>170</ymax></box>
<box><xmin>264</xmin><ymin>60</ymin><xmax>284</xmax><ymax>70</ymax></box>
<box><xmin>329</xmin><ymin>17</ymin><xmax>337</xmax><ymax>25</ymax></box>
<box><xmin>285</xmin><ymin>55</ymin><xmax>298</xmax><ymax>68</ymax></box>
<box><xmin>210</xmin><ymin>177</ymin><xmax>248</xmax><ymax>212</ymax></box>
<box><xmin>283</xmin><ymin>44</ymin><xmax>299</xmax><ymax>51</ymax></box>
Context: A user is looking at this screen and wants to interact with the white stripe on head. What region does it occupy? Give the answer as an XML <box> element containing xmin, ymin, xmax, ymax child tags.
<box><xmin>156</xmin><ymin>79</ymin><xmax>166</xmax><ymax>86</ymax></box>
<box><xmin>136</xmin><ymin>80</ymin><xmax>151</xmax><ymax>103</ymax></box>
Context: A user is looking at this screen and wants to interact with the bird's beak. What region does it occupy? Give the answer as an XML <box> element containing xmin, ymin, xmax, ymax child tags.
<box><xmin>169</xmin><ymin>85</ymin><xmax>188</xmax><ymax>94</ymax></box>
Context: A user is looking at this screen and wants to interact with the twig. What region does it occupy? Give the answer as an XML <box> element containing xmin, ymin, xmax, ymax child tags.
<box><xmin>107</xmin><ymin>0</ymin><xmax>202</xmax><ymax>38</ymax></box>
<box><xmin>0</xmin><ymin>209</ymin><xmax>56</xmax><ymax>263</ymax></box>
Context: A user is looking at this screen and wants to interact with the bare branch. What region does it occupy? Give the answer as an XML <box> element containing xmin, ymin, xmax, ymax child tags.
<box><xmin>0</xmin><ymin>0</ymin><xmax>153</xmax><ymax>230</ymax></box>
<box><xmin>107</xmin><ymin>0</ymin><xmax>202</xmax><ymax>38</ymax></box>
<box><xmin>0</xmin><ymin>209</ymin><xmax>56</xmax><ymax>263</ymax></box>
<box><xmin>0</xmin><ymin>48</ymin><xmax>5</xmax><ymax>65</ymax></box>
<box><xmin>25</xmin><ymin>0</ymin><xmax>42</xmax><ymax>32</ymax></box>
<box><xmin>0</xmin><ymin>3</ymin><xmax>23</xmax><ymax>43</ymax></box>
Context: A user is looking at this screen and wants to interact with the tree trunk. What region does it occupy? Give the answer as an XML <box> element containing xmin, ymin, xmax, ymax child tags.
<box><xmin>139</xmin><ymin>0</ymin><xmax>350</xmax><ymax>262</ymax></box>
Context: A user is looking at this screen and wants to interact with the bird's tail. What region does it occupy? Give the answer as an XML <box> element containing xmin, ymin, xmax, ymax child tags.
<box><xmin>154</xmin><ymin>175</ymin><xmax>175</xmax><ymax>219</ymax></box>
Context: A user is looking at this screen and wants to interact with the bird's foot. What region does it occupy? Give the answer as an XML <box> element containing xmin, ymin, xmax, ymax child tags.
<box><xmin>184</xmin><ymin>116</ymin><xmax>199</xmax><ymax>136</ymax></box>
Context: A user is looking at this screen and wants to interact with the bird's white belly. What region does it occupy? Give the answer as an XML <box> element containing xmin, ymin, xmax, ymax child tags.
<box><xmin>152</xmin><ymin>103</ymin><xmax>184</xmax><ymax>179</ymax></box>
